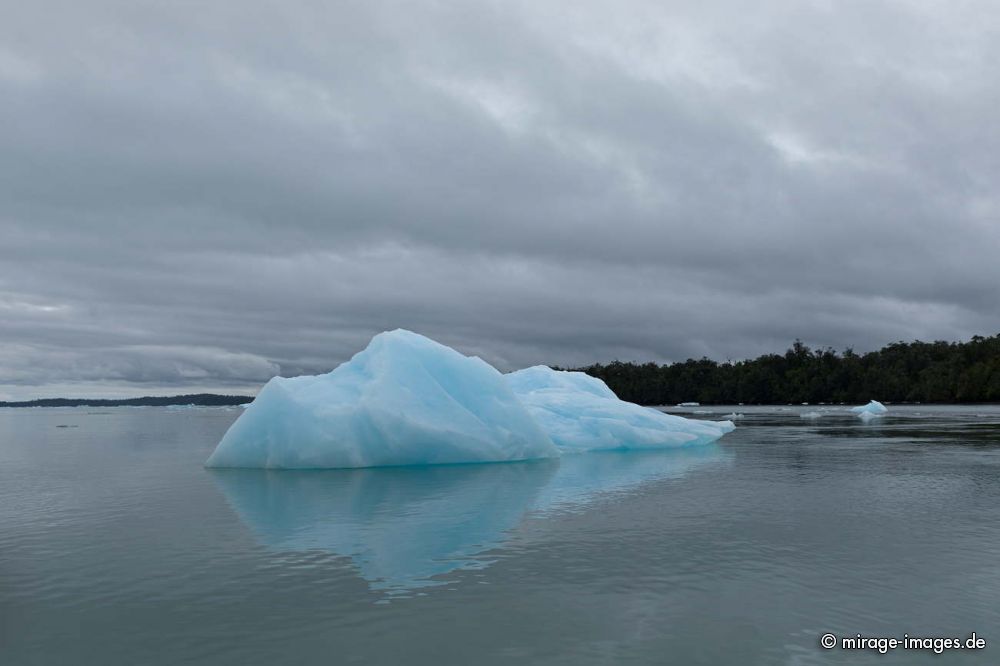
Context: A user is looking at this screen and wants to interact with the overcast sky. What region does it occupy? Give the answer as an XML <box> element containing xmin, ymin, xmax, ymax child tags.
<box><xmin>2</xmin><ymin>0</ymin><xmax>999</xmax><ymax>399</ymax></box>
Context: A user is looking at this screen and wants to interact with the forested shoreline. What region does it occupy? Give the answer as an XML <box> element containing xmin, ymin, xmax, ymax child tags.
<box><xmin>575</xmin><ymin>335</ymin><xmax>1000</xmax><ymax>406</ymax></box>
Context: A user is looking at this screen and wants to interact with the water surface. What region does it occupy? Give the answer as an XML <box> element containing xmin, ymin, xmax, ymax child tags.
<box><xmin>2</xmin><ymin>404</ymin><xmax>999</xmax><ymax>664</ymax></box>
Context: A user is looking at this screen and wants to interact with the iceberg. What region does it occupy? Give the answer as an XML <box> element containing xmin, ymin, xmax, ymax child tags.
<box><xmin>206</xmin><ymin>330</ymin><xmax>734</xmax><ymax>469</ymax></box>
<box><xmin>506</xmin><ymin>365</ymin><xmax>734</xmax><ymax>452</ymax></box>
<box><xmin>206</xmin><ymin>330</ymin><xmax>558</xmax><ymax>468</ymax></box>
<box><xmin>850</xmin><ymin>400</ymin><xmax>887</xmax><ymax>419</ymax></box>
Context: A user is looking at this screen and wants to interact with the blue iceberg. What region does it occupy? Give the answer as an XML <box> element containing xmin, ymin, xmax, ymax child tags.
<box><xmin>206</xmin><ymin>330</ymin><xmax>734</xmax><ymax>469</ymax></box>
<box><xmin>851</xmin><ymin>399</ymin><xmax>887</xmax><ymax>414</ymax></box>
<box><xmin>850</xmin><ymin>400</ymin><xmax>888</xmax><ymax>420</ymax></box>
<box><xmin>206</xmin><ymin>330</ymin><xmax>557</xmax><ymax>468</ymax></box>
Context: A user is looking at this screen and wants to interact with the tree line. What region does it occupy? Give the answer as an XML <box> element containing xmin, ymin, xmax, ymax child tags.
<box><xmin>573</xmin><ymin>335</ymin><xmax>1000</xmax><ymax>405</ymax></box>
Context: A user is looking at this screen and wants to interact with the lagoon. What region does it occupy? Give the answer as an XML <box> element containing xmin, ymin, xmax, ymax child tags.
<box><xmin>2</xmin><ymin>405</ymin><xmax>999</xmax><ymax>664</ymax></box>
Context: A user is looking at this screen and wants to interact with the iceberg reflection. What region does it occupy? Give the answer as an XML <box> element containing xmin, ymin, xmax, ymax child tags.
<box><xmin>532</xmin><ymin>445</ymin><xmax>727</xmax><ymax>513</ymax></box>
<box><xmin>211</xmin><ymin>446</ymin><xmax>727</xmax><ymax>593</ymax></box>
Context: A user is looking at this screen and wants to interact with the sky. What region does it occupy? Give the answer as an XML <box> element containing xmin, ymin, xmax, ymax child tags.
<box><xmin>1</xmin><ymin>0</ymin><xmax>999</xmax><ymax>399</ymax></box>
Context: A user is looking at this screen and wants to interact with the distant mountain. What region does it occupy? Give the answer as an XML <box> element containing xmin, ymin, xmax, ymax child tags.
<box><xmin>0</xmin><ymin>393</ymin><xmax>253</xmax><ymax>408</ymax></box>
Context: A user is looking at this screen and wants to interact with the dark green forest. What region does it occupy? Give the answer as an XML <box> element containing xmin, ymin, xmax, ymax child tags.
<box><xmin>576</xmin><ymin>335</ymin><xmax>1000</xmax><ymax>406</ymax></box>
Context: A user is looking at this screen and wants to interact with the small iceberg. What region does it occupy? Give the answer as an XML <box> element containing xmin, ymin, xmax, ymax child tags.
<box><xmin>677</xmin><ymin>402</ymin><xmax>700</xmax><ymax>407</ymax></box>
<box><xmin>800</xmin><ymin>411</ymin><xmax>822</xmax><ymax>419</ymax></box>
<box><xmin>851</xmin><ymin>400</ymin><xmax>887</xmax><ymax>414</ymax></box>
<box><xmin>723</xmin><ymin>412</ymin><xmax>744</xmax><ymax>420</ymax></box>
<box><xmin>206</xmin><ymin>330</ymin><xmax>734</xmax><ymax>469</ymax></box>
<box><xmin>850</xmin><ymin>400</ymin><xmax>887</xmax><ymax>420</ymax></box>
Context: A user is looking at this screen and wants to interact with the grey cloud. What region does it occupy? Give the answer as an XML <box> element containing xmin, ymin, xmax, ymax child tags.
<box><xmin>0</xmin><ymin>341</ymin><xmax>276</xmax><ymax>386</ymax></box>
<box><xmin>1</xmin><ymin>0</ymin><xmax>998</xmax><ymax>398</ymax></box>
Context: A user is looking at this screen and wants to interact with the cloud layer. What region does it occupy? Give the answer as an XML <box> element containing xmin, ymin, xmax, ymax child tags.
<box><xmin>2</xmin><ymin>0</ymin><xmax>999</xmax><ymax>398</ymax></box>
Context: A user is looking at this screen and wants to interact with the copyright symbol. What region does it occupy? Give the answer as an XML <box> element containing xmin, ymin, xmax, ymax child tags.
<box><xmin>820</xmin><ymin>633</ymin><xmax>837</xmax><ymax>649</ymax></box>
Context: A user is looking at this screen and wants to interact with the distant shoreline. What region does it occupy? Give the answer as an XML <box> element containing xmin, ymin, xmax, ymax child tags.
<box><xmin>1</xmin><ymin>395</ymin><xmax>998</xmax><ymax>409</ymax></box>
<box><xmin>0</xmin><ymin>394</ymin><xmax>254</xmax><ymax>408</ymax></box>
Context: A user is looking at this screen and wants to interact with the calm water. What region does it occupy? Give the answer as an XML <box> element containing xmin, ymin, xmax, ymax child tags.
<box><xmin>2</xmin><ymin>404</ymin><xmax>1000</xmax><ymax>665</ymax></box>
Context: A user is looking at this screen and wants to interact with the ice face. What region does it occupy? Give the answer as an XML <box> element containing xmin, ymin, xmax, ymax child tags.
<box><xmin>205</xmin><ymin>330</ymin><xmax>559</xmax><ymax>468</ymax></box>
<box><xmin>506</xmin><ymin>365</ymin><xmax>735</xmax><ymax>452</ymax></box>
<box><xmin>850</xmin><ymin>400</ymin><xmax>888</xmax><ymax>416</ymax></box>
<box><xmin>206</xmin><ymin>330</ymin><xmax>735</xmax><ymax>469</ymax></box>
